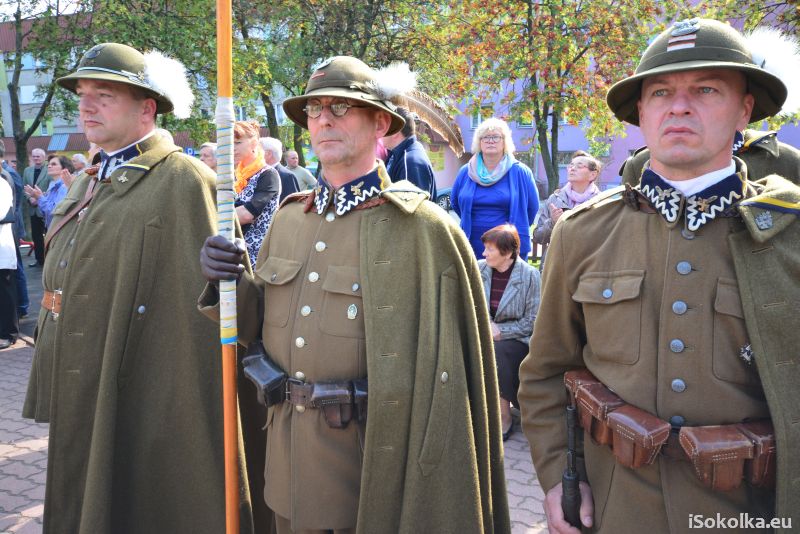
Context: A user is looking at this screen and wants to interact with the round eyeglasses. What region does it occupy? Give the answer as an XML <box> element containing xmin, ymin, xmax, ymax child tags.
<box><xmin>303</xmin><ymin>101</ymin><xmax>368</xmax><ymax>118</ymax></box>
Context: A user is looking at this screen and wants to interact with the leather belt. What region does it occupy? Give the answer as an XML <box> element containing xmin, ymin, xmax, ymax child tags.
<box><xmin>41</xmin><ymin>289</ymin><xmax>63</xmax><ymax>319</ymax></box>
<box><xmin>286</xmin><ymin>379</ymin><xmax>316</xmax><ymax>408</ymax></box>
<box><xmin>661</xmin><ymin>431</ymin><xmax>688</xmax><ymax>462</ymax></box>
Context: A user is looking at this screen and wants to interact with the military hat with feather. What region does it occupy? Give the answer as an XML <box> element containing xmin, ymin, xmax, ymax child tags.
<box><xmin>57</xmin><ymin>42</ymin><xmax>194</xmax><ymax>119</ymax></box>
<box><xmin>607</xmin><ymin>18</ymin><xmax>799</xmax><ymax>126</ymax></box>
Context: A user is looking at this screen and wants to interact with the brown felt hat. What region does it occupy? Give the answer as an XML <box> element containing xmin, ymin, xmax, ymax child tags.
<box><xmin>57</xmin><ymin>43</ymin><xmax>174</xmax><ymax>114</ymax></box>
<box><xmin>607</xmin><ymin>18</ymin><xmax>787</xmax><ymax>126</ymax></box>
<box><xmin>283</xmin><ymin>56</ymin><xmax>405</xmax><ymax>135</ymax></box>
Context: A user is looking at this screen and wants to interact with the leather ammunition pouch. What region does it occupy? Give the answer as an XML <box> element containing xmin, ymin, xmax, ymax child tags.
<box><xmin>242</xmin><ymin>342</ymin><xmax>367</xmax><ymax>429</ymax></box>
<box><xmin>563</xmin><ymin>370</ymin><xmax>775</xmax><ymax>490</ymax></box>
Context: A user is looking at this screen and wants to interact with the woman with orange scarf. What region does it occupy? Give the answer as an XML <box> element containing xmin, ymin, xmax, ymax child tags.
<box><xmin>233</xmin><ymin>120</ymin><xmax>281</xmax><ymax>265</ymax></box>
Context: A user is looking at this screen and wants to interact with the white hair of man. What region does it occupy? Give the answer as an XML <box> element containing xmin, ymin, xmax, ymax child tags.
<box><xmin>72</xmin><ymin>153</ymin><xmax>88</xmax><ymax>166</ymax></box>
<box><xmin>471</xmin><ymin>117</ymin><xmax>516</xmax><ymax>155</ymax></box>
<box><xmin>260</xmin><ymin>137</ymin><xmax>283</xmax><ymax>162</ymax></box>
<box><xmin>31</xmin><ymin>148</ymin><xmax>46</xmax><ymax>157</ymax></box>
<box><xmin>200</xmin><ymin>142</ymin><xmax>217</xmax><ymax>157</ymax></box>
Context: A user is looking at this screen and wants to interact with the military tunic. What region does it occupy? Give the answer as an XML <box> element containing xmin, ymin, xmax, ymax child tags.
<box><xmin>519</xmin><ymin>162</ymin><xmax>787</xmax><ymax>533</ymax></box>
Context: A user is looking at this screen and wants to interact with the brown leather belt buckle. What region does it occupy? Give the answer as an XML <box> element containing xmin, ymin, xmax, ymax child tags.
<box><xmin>286</xmin><ymin>379</ymin><xmax>313</xmax><ymax>408</ymax></box>
<box><xmin>41</xmin><ymin>289</ymin><xmax>63</xmax><ymax>320</ymax></box>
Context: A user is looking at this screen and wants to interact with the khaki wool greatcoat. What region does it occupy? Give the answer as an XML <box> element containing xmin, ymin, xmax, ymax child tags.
<box><xmin>201</xmin><ymin>180</ymin><xmax>511</xmax><ymax>533</ymax></box>
<box><xmin>23</xmin><ymin>135</ymin><xmax>254</xmax><ymax>534</ymax></box>
<box><xmin>519</xmin><ymin>164</ymin><xmax>800</xmax><ymax>533</ymax></box>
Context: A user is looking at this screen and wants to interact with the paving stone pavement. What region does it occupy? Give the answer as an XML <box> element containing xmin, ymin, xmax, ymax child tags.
<box><xmin>0</xmin><ymin>263</ymin><xmax>548</xmax><ymax>533</ymax></box>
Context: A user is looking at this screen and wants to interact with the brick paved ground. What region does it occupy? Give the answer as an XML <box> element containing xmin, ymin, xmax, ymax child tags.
<box><xmin>0</xmin><ymin>263</ymin><xmax>548</xmax><ymax>533</ymax></box>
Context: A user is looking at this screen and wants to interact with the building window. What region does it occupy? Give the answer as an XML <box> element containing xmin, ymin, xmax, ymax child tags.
<box><xmin>471</xmin><ymin>105</ymin><xmax>493</xmax><ymax>129</ymax></box>
<box><xmin>20</xmin><ymin>54</ymin><xmax>44</xmax><ymax>70</ymax></box>
<box><xmin>556</xmin><ymin>151</ymin><xmax>574</xmax><ymax>167</ymax></box>
<box><xmin>40</xmin><ymin>123</ymin><xmax>49</xmax><ymax>135</ymax></box>
<box><xmin>517</xmin><ymin>111</ymin><xmax>533</xmax><ymax>128</ymax></box>
<box><xmin>19</xmin><ymin>85</ymin><xmax>45</xmax><ymax>104</ymax></box>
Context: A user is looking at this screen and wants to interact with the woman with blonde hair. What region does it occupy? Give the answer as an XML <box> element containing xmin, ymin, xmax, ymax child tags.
<box><xmin>233</xmin><ymin>120</ymin><xmax>281</xmax><ymax>265</ymax></box>
<box><xmin>451</xmin><ymin>117</ymin><xmax>539</xmax><ymax>260</ymax></box>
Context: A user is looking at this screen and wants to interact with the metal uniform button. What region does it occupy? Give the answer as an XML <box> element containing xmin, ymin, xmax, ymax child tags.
<box><xmin>137</xmin><ymin>305</ymin><xmax>146</xmax><ymax>314</ymax></box>
<box><xmin>670</xmin><ymin>339</ymin><xmax>685</xmax><ymax>353</ymax></box>
<box><xmin>69</xmin><ymin>238</ymin><xmax>75</xmax><ymax>246</ymax></box>
<box><xmin>308</xmin><ymin>272</ymin><xmax>319</xmax><ymax>283</ymax></box>
<box><xmin>676</xmin><ymin>261</ymin><xmax>692</xmax><ymax>275</ymax></box>
<box><xmin>294</xmin><ymin>371</ymin><xmax>305</xmax><ymax>381</ymax></box>
<box><xmin>669</xmin><ymin>415</ymin><xmax>685</xmax><ymax>427</ymax></box>
<box><xmin>672</xmin><ymin>300</ymin><xmax>688</xmax><ymax>315</ymax></box>
<box><xmin>295</xmin><ymin>405</ymin><xmax>306</xmax><ymax>413</ymax></box>
<box><xmin>270</xmin><ymin>273</ymin><xmax>277</xmax><ymax>281</ymax></box>
<box><xmin>681</xmin><ymin>228</ymin><xmax>695</xmax><ymax>240</ymax></box>
<box><xmin>300</xmin><ymin>305</ymin><xmax>312</xmax><ymax>317</ymax></box>
<box><xmin>59</xmin><ymin>259</ymin><xmax>67</xmax><ymax>268</ymax></box>
<box><xmin>441</xmin><ymin>371</ymin><xmax>449</xmax><ymax>383</ymax></box>
<box><xmin>315</xmin><ymin>241</ymin><xmax>327</xmax><ymax>252</ymax></box>
<box><xmin>602</xmin><ymin>288</ymin><xmax>613</xmax><ymax>299</ymax></box>
<box><xmin>671</xmin><ymin>379</ymin><xmax>687</xmax><ymax>393</ymax></box>
<box><xmin>352</xmin><ymin>283</ymin><xmax>360</xmax><ymax>292</ymax></box>
<box><xmin>295</xmin><ymin>337</ymin><xmax>306</xmax><ymax>348</ymax></box>
<box><xmin>325</xmin><ymin>212</ymin><xmax>335</xmax><ymax>222</ymax></box>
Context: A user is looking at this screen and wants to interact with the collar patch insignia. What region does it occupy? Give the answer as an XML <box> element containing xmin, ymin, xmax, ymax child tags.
<box><xmin>117</xmin><ymin>172</ymin><xmax>129</xmax><ymax>183</ymax></box>
<box><xmin>755</xmin><ymin>210</ymin><xmax>773</xmax><ymax>230</ymax></box>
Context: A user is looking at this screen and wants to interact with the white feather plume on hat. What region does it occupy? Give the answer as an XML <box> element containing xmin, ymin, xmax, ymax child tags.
<box><xmin>746</xmin><ymin>27</ymin><xmax>800</xmax><ymax>116</ymax></box>
<box><xmin>143</xmin><ymin>51</ymin><xmax>194</xmax><ymax>119</ymax></box>
<box><xmin>370</xmin><ymin>61</ymin><xmax>418</xmax><ymax>102</ymax></box>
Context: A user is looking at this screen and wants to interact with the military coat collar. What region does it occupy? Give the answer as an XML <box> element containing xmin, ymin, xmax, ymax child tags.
<box><xmin>313</xmin><ymin>160</ymin><xmax>392</xmax><ymax>216</ymax></box>
<box><xmin>100</xmin><ymin>136</ymin><xmax>181</xmax><ymax>196</ymax></box>
<box><xmin>638</xmin><ymin>165</ymin><xmax>746</xmax><ymax>232</ymax></box>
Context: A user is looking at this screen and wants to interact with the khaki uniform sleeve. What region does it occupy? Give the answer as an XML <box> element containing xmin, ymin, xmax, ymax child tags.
<box><xmin>518</xmin><ymin>218</ymin><xmax>586</xmax><ymax>492</ymax></box>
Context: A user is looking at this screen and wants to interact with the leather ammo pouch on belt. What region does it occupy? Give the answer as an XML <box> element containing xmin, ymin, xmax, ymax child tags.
<box><xmin>311</xmin><ymin>383</ymin><xmax>353</xmax><ymax>429</ymax></box>
<box><xmin>679</xmin><ymin>420</ymin><xmax>775</xmax><ymax>491</ymax></box>
<box><xmin>564</xmin><ymin>369</ymin><xmax>625</xmax><ymax>447</ymax></box>
<box><xmin>242</xmin><ymin>343</ymin><xmax>287</xmax><ymax>407</ymax></box>
<box><xmin>353</xmin><ymin>378</ymin><xmax>368</xmax><ymax>423</ymax></box>
<box><xmin>607</xmin><ymin>405</ymin><xmax>670</xmax><ymax>469</ymax></box>
<box><xmin>575</xmin><ymin>383</ymin><xmax>625</xmax><ymax>446</ymax></box>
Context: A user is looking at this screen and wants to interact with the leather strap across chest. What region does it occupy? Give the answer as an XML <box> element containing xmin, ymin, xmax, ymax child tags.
<box><xmin>44</xmin><ymin>171</ymin><xmax>98</xmax><ymax>253</ymax></box>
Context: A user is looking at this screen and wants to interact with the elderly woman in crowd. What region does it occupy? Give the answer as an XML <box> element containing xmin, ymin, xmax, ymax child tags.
<box><xmin>71</xmin><ymin>153</ymin><xmax>88</xmax><ymax>173</ymax></box>
<box><xmin>199</xmin><ymin>142</ymin><xmax>217</xmax><ymax>172</ymax></box>
<box><xmin>533</xmin><ymin>150</ymin><xmax>602</xmax><ymax>264</ymax></box>
<box><xmin>479</xmin><ymin>224</ymin><xmax>540</xmax><ymax>440</ymax></box>
<box><xmin>452</xmin><ymin>117</ymin><xmax>539</xmax><ymax>260</ymax></box>
<box><xmin>233</xmin><ymin>120</ymin><xmax>281</xmax><ymax>265</ymax></box>
<box><xmin>24</xmin><ymin>155</ymin><xmax>75</xmax><ymax>229</ymax></box>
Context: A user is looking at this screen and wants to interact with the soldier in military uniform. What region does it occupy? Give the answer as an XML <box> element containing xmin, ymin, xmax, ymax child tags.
<box><xmin>201</xmin><ymin>56</ymin><xmax>510</xmax><ymax>533</ymax></box>
<box><xmin>519</xmin><ymin>19</ymin><xmax>800</xmax><ymax>533</ymax></box>
<box><xmin>22</xmin><ymin>44</ymin><xmax>254</xmax><ymax>533</ymax></box>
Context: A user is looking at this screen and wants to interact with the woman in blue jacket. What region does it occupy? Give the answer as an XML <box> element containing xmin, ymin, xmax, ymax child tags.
<box><xmin>451</xmin><ymin>117</ymin><xmax>539</xmax><ymax>260</ymax></box>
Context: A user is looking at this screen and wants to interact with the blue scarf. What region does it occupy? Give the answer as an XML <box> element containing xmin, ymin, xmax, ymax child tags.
<box><xmin>468</xmin><ymin>153</ymin><xmax>514</xmax><ymax>186</ymax></box>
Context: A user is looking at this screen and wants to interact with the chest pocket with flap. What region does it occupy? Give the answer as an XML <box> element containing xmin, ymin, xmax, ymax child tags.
<box><xmin>257</xmin><ymin>256</ymin><xmax>303</xmax><ymax>327</ymax></box>
<box><xmin>572</xmin><ymin>270</ymin><xmax>645</xmax><ymax>365</ymax></box>
<box><xmin>320</xmin><ymin>265</ymin><xmax>365</xmax><ymax>339</ymax></box>
<box><xmin>712</xmin><ymin>278</ymin><xmax>758</xmax><ymax>387</ymax></box>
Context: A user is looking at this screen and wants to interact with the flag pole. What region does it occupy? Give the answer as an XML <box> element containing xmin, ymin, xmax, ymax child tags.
<box><xmin>215</xmin><ymin>0</ymin><xmax>238</xmax><ymax>532</ymax></box>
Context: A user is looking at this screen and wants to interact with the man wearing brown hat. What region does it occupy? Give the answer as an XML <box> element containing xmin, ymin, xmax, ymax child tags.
<box><xmin>201</xmin><ymin>55</ymin><xmax>509</xmax><ymax>533</ymax></box>
<box><xmin>22</xmin><ymin>43</ymin><xmax>254</xmax><ymax>533</ymax></box>
<box><xmin>519</xmin><ymin>19</ymin><xmax>800</xmax><ymax>533</ymax></box>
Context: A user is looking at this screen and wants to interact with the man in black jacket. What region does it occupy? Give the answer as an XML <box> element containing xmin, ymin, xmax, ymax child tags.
<box><xmin>382</xmin><ymin>106</ymin><xmax>437</xmax><ymax>200</ymax></box>
<box><xmin>260</xmin><ymin>137</ymin><xmax>300</xmax><ymax>202</ymax></box>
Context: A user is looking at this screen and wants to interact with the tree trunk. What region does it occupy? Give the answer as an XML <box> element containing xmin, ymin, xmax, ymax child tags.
<box><xmin>292</xmin><ymin>122</ymin><xmax>305</xmax><ymax>167</ymax></box>
<box><xmin>260</xmin><ymin>93</ymin><xmax>278</xmax><ymax>138</ymax></box>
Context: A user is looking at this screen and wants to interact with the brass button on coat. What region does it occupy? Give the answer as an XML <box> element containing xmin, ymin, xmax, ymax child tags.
<box><xmin>295</xmin><ymin>337</ymin><xmax>306</xmax><ymax>348</ymax></box>
<box><xmin>308</xmin><ymin>272</ymin><xmax>319</xmax><ymax>283</ymax></box>
<box><xmin>325</xmin><ymin>212</ymin><xmax>335</xmax><ymax>222</ymax></box>
<box><xmin>300</xmin><ymin>305</ymin><xmax>312</xmax><ymax>316</ymax></box>
<box><xmin>670</xmin><ymin>339</ymin><xmax>685</xmax><ymax>353</ymax></box>
<box><xmin>672</xmin><ymin>301</ymin><xmax>688</xmax><ymax>315</ymax></box>
<box><xmin>352</xmin><ymin>283</ymin><xmax>360</xmax><ymax>292</ymax></box>
<box><xmin>315</xmin><ymin>241</ymin><xmax>327</xmax><ymax>252</ymax></box>
<box><xmin>671</xmin><ymin>379</ymin><xmax>687</xmax><ymax>393</ymax></box>
<box><xmin>676</xmin><ymin>261</ymin><xmax>692</xmax><ymax>275</ymax></box>
<box><xmin>602</xmin><ymin>288</ymin><xmax>613</xmax><ymax>299</ymax></box>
